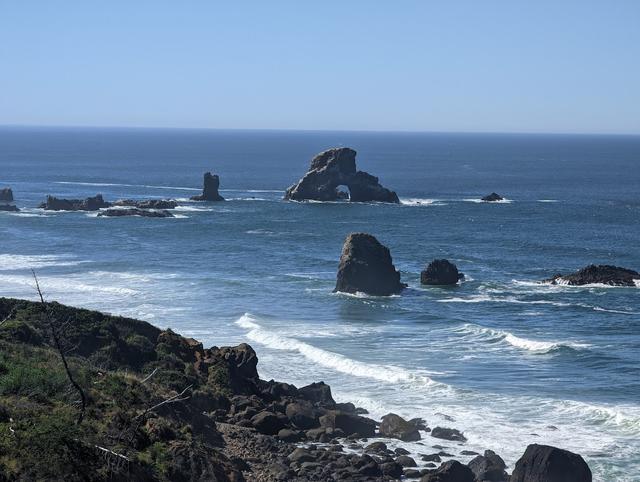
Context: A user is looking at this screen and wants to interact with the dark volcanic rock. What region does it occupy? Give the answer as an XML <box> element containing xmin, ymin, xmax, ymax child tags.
<box><xmin>284</xmin><ymin>147</ymin><xmax>399</xmax><ymax>203</ymax></box>
<box><xmin>334</xmin><ymin>233</ymin><xmax>406</xmax><ymax>296</ymax></box>
<box><xmin>285</xmin><ymin>401</ymin><xmax>319</xmax><ymax>430</ymax></box>
<box><xmin>112</xmin><ymin>199</ymin><xmax>178</xmax><ymax>209</ymax></box>
<box><xmin>0</xmin><ymin>204</ymin><xmax>19</xmax><ymax>212</ymax></box>
<box><xmin>420</xmin><ymin>460</ymin><xmax>475</xmax><ymax>482</ymax></box>
<box><xmin>298</xmin><ymin>381</ymin><xmax>336</xmax><ymax>407</ymax></box>
<box><xmin>481</xmin><ymin>192</ymin><xmax>504</xmax><ymax>202</ymax></box>
<box><xmin>545</xmin><ymin>264</ymin><xmax>639</xmax><ymax>287</ymax></box>
<box><xmin>510</xmin><ymin>444</ymin><xmax>592</xmax><ymax>482</ymax></box>
<box><xmin>97</xmin><ymin>208</ymin><xmax>174</xmax><ymax>218</ymax></box>
<box><xmin>421</xmin><ymin>259</ymin><xmax>464</xmax><ymax>285</ymax></box>
<box><xmin>319</xmin><ymin>410</ymin><xmax>376</xmax><ymax>437</ymax></box>
<box><xmin>431</xmin><ymin>427</ymin><xmax>467</xmax><ymax>442</ymax></box>
<box><xmin>379</xmin><ymin>413</ymin><xmax>421</xmax><ymax>441</ymax></box>
<box><xmin>468</xmin><ymin>450</ymin><xmax>508</xmax><ymax>481</ymax></box>
<box><xmin>191</xmin><ymin>172</ymin><xmax>224</xmax><ymax>201</ymax></box>
<box><xmin>0</xmin><ymin>188</ymin><xmax>14</xmax><ymax>202</ymax></box>
<box><xmin>39</xmin><ymin>194</ymin><xmax>110</xmax><ymax>211</ymax></box>
<box><xmin>251</xmin><ymin>411</ymin><xmax>285</xmax><ymax>435</ymax></box>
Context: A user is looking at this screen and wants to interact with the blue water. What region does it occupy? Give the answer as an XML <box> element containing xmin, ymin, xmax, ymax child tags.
<box><xmin>1</xmin><ymin>127</ymin><xmax>639</xmax><ymax>481</ymax></box>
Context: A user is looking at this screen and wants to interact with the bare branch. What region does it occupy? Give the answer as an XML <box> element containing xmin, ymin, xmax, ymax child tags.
<box><xmin>0</xmin><ymin>308</ymin><xmax>16</xmax><ymax>327</ymax></box>
<box><xmin>134</xmin><ymin>385</ymin><xmax>192</xmax><ymax>421</ymax></box>
<box><xmin>32</xmin><ymin>270</ymin><xmax>87</xmax><ymax>425</ymax></box>
<box><xmin>140</xmin><ymin>367</ymin><xmax>158</xmax><ymax>384</ymax></box>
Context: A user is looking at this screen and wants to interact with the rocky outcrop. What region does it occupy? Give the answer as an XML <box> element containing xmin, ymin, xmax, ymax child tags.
<box><xmin>39</xmin><ymin>194</ymin><xmax>110</xmax><ymax>211</ymax></box>
<box><xmin>468</xmin><ymin>450</ymin><xmax>508</xmax><ymax>481</ymax></box>
<box><xmin>510</xmin><ymin>444</ymin><xmax>592</xmax><ymax>482</ymax></box>
<box><xmin>97</xmin><ymin>208</ymin><xmax>175</xmax><ymax>218</ymax></box>
<box><xmin>112</xmin><ymin>199</ymin><xmax>178</xmax><ymax>209</ymax></box>
<box><xmin>379</xmin><ymin>413</ymin><xmax>421</xmax><ymax>441</ymax></box>
<box><xmin>482</xmin><ymin>192</ymin><xmax>504</xmax><ymax>202</ymax></box>
<box><xmin>544</xmin><ymin>264</ymin><xmax>639</xmax><ymax>287</ymax></box>
<box><xmin>284</xmin><ymin>148</ymin><xmax>399</xmax><ymax>203</ymax></box>
<box><xmin>334</xmin><ymin>233</ymin><xmax>406</xmax><ymax>296</ymax></box>
<box><xmin>420</xmin><ymin>460</ymin><xmax>475</xmax><ymax>482</ymax></box>
<box><xmin>0</xmin><ymin>204</ymin><xmax>19</xmax><ymax>212</ymax></box>
<box><xmin>431</xmin><ymin>426</ymin><xmax>467</xmax><ymax>442</ymax></box>
<box><xmin>421</xmin><ymin>259</ymin><xmax>464</xmax><ymax>285</ymax></box>
<box><xmin>0</xmin><ymin>188</ymin><xmax>14</xmax><ymax>202</ymax></box>
<box><xmin>191</xmin><ymin>172</ymin><xmax>224</xmax><ymax>201</ymax></box>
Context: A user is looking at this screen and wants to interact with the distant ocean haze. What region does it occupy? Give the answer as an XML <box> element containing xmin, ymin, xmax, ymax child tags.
<box><xmin>1</xmin><ymin>127</ymin><xmax>639</xmax><ymax>481</ymax></box>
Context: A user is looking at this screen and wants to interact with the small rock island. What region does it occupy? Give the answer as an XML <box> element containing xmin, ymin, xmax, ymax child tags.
<box><xmin>191</xmin><ymin>172</ymin><xmax>224</xmax><ymax>201</ymax></box>
<box><xmin>421</xmin><ymin>259</ymin><xmax>464</xmax><ymax>285</ymax></box>
<box><xmin>545</xmin><ymin>264</ymin><xmax>639</xmax><ymax>287</ymax></box>
<box><xmin>285</xmin><ymin>148</ymin><xmax>399</xmax><ymax>203</ymax></box>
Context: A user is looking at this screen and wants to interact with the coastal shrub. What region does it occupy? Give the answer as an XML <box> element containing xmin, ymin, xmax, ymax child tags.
<box><xmin>0</xmin><ymin>358</ymin><xmax>68</xmax><ymax>402</ymax></box>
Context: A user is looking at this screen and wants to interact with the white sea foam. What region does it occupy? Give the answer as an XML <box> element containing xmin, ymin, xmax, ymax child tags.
<box><xmin>234</xmin><ymin>314</ymin><xmax>445</xmax><ymax>387</ymax></box>
<box><xmin>400</xmin><ymin>198</ymin><xmax>447</xmax><ymax>206</ymax></box>
<box><xmin>456</xmin><ymin>323</ymin><xmax>589</xmax><ymax>353</ymax></box>
<box><xmin>174</xmin><ymin>205</ymin><xmax>214</xmax><ymax>212</ymax></box>
<box><xmin>221</xmin><ymin>189</ymin><xmax>284</xmax><ymax>193</ymax></box>
<box><xmin>334</xmin><ymin>290</ymin><xmax>402</xmax><ymax>299</ymax></box>
<box><xmin>0</xmin><ymin>254</ymin><xmax>85</xmax><ymax>270</ymax></box>
<box><xmin>463</xmin><ymin>198</ymin><xmax>514</xmax><ymax>204</ymax></box>
<box><xmin>537</xmin><ymin>199</ymin><xmax>559</xmax><ymax>203</ymax></box>
<box><xmin>0</xmin><ymin>273</ymin><xmax>138</xmax><ymax>296</ymax></box>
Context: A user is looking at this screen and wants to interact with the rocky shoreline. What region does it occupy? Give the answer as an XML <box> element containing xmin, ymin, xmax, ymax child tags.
<box><xmin>0</xmin><ymin>297</ymin><xmax>592</xmax><ymax>481</ymax></box>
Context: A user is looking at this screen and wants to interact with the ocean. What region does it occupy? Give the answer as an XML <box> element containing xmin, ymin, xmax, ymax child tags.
<box><xmin>1</xmin><ymin>126</ymin><xmax>639</xmax><ymax>481</ymax></box>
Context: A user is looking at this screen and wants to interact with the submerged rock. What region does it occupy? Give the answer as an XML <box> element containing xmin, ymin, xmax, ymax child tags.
<box><xmin>510</xmin><ymin>444</ymin><xmax>592</xmax><ymax>482</ymax></box>
<box><xmin>284</xmin><ymin>147</ymin><xmax>399</xmax><ymax>203</ymax></box>
<box><xmin>0</xmin><ymin>204</ymin><xmax>19</xmax><ymax>212</ymax></box>
<box><xmin>97</xmin><ymin>208</ymin><xmax>175</xmax><ymax>218</ymax></box>
<box><xmin>544</xmin><ymin>264</ymin><xmax>639</xmax><ymax>287</ymax></box>
<box><xmin>39</xmin><ymin>194</ymin><xmax>110</xmax><ymax>211</ymax></box>
<box><xmin>431</xmin><ymin>427</ymin><xmax>467</xmax><ymax>442</ymax></box>
<box><xmin>0</xmin><ymin>188</ymin><xmax>14</xmax><ymax>202</ymax></box>
<box><xmin>421</xmin><ymin>259</ymin><xmax>464</xmax><ymax>285</ymax></box>
<box><xmin>113</xmin><ymin>199</ymin><xmax>178</xmax><ymax>209</ymax></box>
<box><xmin>334</xmin><ymin>233</ymin><xmax>406</xmax><ymax>296</ymax></box>
<box><xmin>481</xmin><ymin>192</ymin><xmax>504</xmax><ymax>202</ymax></box>
<box><xmin>379</xmin><ymin>413</ymin><xmax>421</xmax><ymax>441</ymax></box>
<box><xmin>191</xmin><ymin>172</ymin><xmax>224</xmax><ymax>201</ymax></box>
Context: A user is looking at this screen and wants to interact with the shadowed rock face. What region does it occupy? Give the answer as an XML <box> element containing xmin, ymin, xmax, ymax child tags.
<box><xmin>112</xmin><ymin>199</ymin><xmax>178</xmax><ymax>210</ymax></box>
<box><xmin>545</xmin><ymin>264</ymin><xmax>639</xmax><ymax>286</ymax></box>
<box><xmin>0</xmin><ymin>205</ymin><xmax>19</xmax><ymax>212</ymax></box>
<box><xmin>419</xmin><ymin>460</ymin><xmax>475</xmax><ymax>482</ymax></box>
<box><xmin>284</xmin><ymin>148</ymin><xmax>399</xmax><ymax>203</ymax></box>
<box><xmin>97</xmin><ymin>208</ymin><xmax>174</xmax><ymax>218</ymax></box>
<box><xmin>0</xmin><ymin>188</ymin><xmax>14</xmax><ymax>202</ymax></box>
<box><xmin>39</xmin><ymin>194</ymin><xmax>110</xmax><ymax>211</ymax></box>
<box><xmin>191</xmin><ymin>172</ymin><xmax>224</xmax><ymax>201</ymax></box>
<box><xmin>421</xmin><ymin>259</ymin><xmax>464</xmax><ymax>285</ymax></box>
<box><xmin>334</xmin><ymin>233</ymin><xmax>406</xmax><ymax>296</ymax></box>
<box><xmin>482</xmin><ymin>192</ymin><xmax>504</xmax><ymax>202</ymax></box>
<box><xmin>510</xmin><ymin>444</ymin><xmax>592</xmax><ymax>482</ymax></box>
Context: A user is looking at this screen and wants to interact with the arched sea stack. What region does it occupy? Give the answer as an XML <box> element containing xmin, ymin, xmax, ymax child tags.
<box><xmin>284</xmin><ymin>148</ymin><xmax>399</xmax><ymax>203</ymax></box>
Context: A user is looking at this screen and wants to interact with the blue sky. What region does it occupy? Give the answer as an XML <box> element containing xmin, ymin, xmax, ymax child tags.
<box><xmin>1</xmin><ymin>1</ymin><xmax>639</xmax><ymax>133</ymax></box>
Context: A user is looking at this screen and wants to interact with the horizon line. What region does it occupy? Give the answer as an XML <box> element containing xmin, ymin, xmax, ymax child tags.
<box><xmin>1</xmin><ymin>123</ymin><xmax>639</xmax><ymax>137</ymax></box>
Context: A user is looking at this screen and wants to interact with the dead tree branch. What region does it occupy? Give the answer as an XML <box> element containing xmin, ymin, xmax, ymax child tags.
<box><xmin>0</xmin><ymin>308</ymin><xmax>16</xmax><ymax>327</ymax></box>
<box><xmin>32</xmin><ymin>270</ymin><xmax>87</xmax><ymax>425</ymax></box>
<box><xmin>140</xmin><ymin>367</ymin><xmax>158</xmax><ymax>384</ymax></box>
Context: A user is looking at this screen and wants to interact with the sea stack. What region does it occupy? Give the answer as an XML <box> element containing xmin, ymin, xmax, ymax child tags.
<box><xmin>510</xmin><ymin>444</ymin><xmax>592</xmax><ymax>482</ymax></box>
<box><xmin>190</xmin><ymin>172</ymin><xmax>224</xmax><ymax>201</ymax></box>
<box><xmin>544</xmin><ymin>264</ymin><xmax>639</xmax><ymax>287</ymax></box>
<box><xmin>0</xmin><ymin>188</ymin><xmax>14</xmax><ymax>202</ymax></box>
<box><xmin>421</xmin><ymin>259</ymin><xmax>464</xmax><ymax>285</ymax></box>
<box><xmin>334</xmin><ymin>233</ymin><xmax>406</xmax><ymax>296</ymax></box>
<box><xmin>39</xmin><ymin>194</ymin><xmax>110</xmax><ymax>211</ymax></box>
<box><xmin>481</xmin><ymin>192</ymin><xmax>504</xmax><ymax>202</ymax></box>
<box><xmin>284</xmin><ymin>148</ymin><xmax>399</xmax><ymax>203</ymax></box>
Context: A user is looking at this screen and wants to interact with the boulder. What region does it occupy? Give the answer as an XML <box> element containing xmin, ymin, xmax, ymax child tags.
<box><xmin>0</xmin><ymin>188</ymin><xmax>13</xmax><ymax>202</ymax></box>
<box><xmin>379</xmin><ymin>413</ymin><xmax>421</xmax><ymax>442</ymax></box>
<box><xmin>191</xmin><ymin>172</ymin><xmax>224</xmax><ymax>201</ymax></box>
<box><xmin>396</xmin><ymin>455</ymin><xmax>417</xmax><ymax>467</ymax></box>
<box><xmin>510</xmin><ymin>444</ymin><xmax>592</xmax><ymax>482</ymax></box>
<box><xmin>319</xmin><ymin>410</ymin><xmax>376</xmax><ymax>437</ymax></box>
<box><xmin>334</xmin><ymin>233</ymin><xmax>406</xmax><ymax>296</ymax></box>
<box><xmin>97</xmin><ymin>208</ymin><xmax>174</xmax><ymax>218</ymax></box>
<box><xmin>468</xmin><ymin>450</ymin><xmax>508</xmax><ymax>481</ymax></box>
<box><xmin>421</xmin><ymin>259</ymin><xmax>464</xmax><ymax>285</ymax></box>
<box><xmin>39</xmin><ymin>194</ymin><xmax>110</xmax><ymax>211</ymax></box>
<box><xmin>112</xmin><ymin>199</ymin><xmax>178</xmax><ymax>209</ymax></box>
<box><xmin>298</xmin><ymin>381</ymin><xmax>336</xmax><ymax>407</ymax></box>
<box><xmin>285</xmin><ymin>401</ymin><xmax>319</xmax><ymax>430</ymax></box>
<box><xmin>420</xmin><ymin>460</ymin><xmax>475</xmax><ymax>482</ymax></box>
<box><xmin>251</xmin><ymin>410</ymin><xmax>285</xmax><ymax>435</ymax></box>
<box><xmin>544</xmin><ymin>264</ymin><xmax>639</xmax><ymax>287</ymax></box>
<box><xmin>481</xmin><ymin>192</ymin><xmax>504</xmax><ymax>202</ymax></box>
<box><xmin>0</xmin><ymin>205</ymin><xmax>19</xmax><ymax>212</ymax></box>
<box><xmin>284</xmin><ymin>147</ymin><xmax>399</xmax><ymax>203</ymax></box>
<box><xmin>431</xmin><ymin>427</ymin><xmax>467</xmax><ymax>442</ymax></box>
